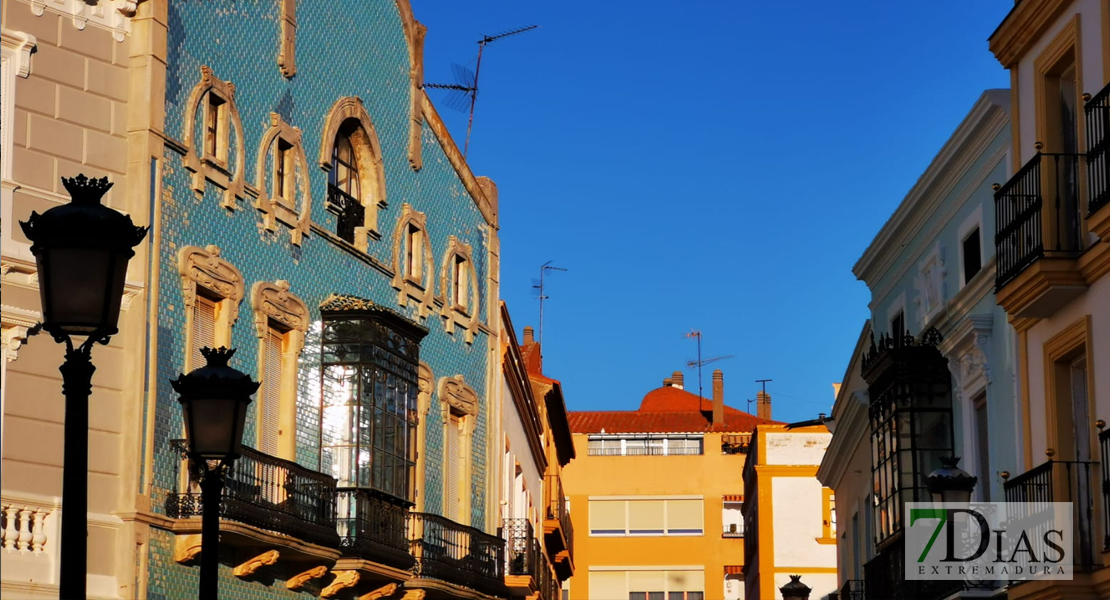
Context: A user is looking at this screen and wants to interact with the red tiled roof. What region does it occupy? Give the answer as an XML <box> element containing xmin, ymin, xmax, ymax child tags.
<box><xmin>568</xmin><ymin>386</ymin><xmax>781</xmax><ymax>434</ymax></box>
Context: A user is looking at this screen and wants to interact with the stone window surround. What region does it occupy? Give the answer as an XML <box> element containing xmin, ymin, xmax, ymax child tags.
<box><xmin>885</xmin><ymin>292</ymin><xmax>907</xmax><ymax>337</ymax></box>
<box><xmin>318</xmin><ymin>96</ymin><xmax>388</xmax><ymax>252</ymax></box>
<box><xmin>439</xmin><ymin>236</ymin><xmax>479</xmax><ymax>343</ymax></box>
<box><xmin>277</xmin><ymin>0</ymin><xmax>296</xmax><ymax>78</ymax></box>
<box><xmin>182</xmin><ymin>66</ymin><xmax>247</xmax><ymax>211</ymax></box>
<box><xmin>938</xmin><ymin>313</ymin><xmax>993</xmax><ymax>502</ymax></box>
<box><xmin>956</xmin><ymin>205</ymin><xmax>986</xmax><ymax>289</ymax></box>
<box><xmin>250</xmin><ymin>280</ymin><xmax>308</xmax><ymax>461</ymax></box>
<box><xmin>1</xmin><ymin>303</ymin><xmax>40</xmax><ymax>465</ymax></box>
<box><xmin>439</xmin><ymin>374</ymin><xmax>478</xmax><ymax>525</ymax></box>
<box><xmin>391</xmin><ymin>203</ymin><xmax>434</xmax><ymax>317</ymax></box>
<box><xmin>178</xmin><ymin>244</ymin><xmax>244</xmax><ymax>372</ymax></box>
<box><xmin>254</xmin><ymin>113</ymin><xmax>311</xmax><ymax>245</ymax></box>
<box><xmin>914</xmin><ymin>241</ymin><xmax>947</xmax><ymax>329</ymax></box>
<box><xmin>1</xmin><ymin>29</ymin><xmax>36</xmax><ymax>263</ymax></box>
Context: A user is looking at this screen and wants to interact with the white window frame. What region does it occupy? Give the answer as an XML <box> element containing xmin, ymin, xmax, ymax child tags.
<box><xmin>1</xmin><ymin>29</ymin><xmax>36</xmax><ymax>262</ymax></box>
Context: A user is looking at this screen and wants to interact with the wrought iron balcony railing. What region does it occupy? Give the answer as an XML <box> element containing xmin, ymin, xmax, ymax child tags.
<box><xmin>1086</xmin><ymin>82</ymin><xmax>1110</xmax><ymax>216</ymax></box>
<box><xmin>1100</xmin><ymin>427</ymin><xmax>1110</xmax><ymax>551</ymax></box>
<box><xmin>994</xmin><ymin>151</ymin><xmax>1084</xmax><ymax>290</ymax></box>
<box><xmin>544</xmin><ymin>473</ymin><xmax>574</xmax><ymax>561</ymax></box>
<box><xmin>336</xmin><ymin>488</ymin><xmax>414</xmax><ymax>571</ymax></box>
<box><xmin>503</xmin><ymin>518</ymin><xmax>538</xmax><ymax>578</ymax></box>
<box><xmin>410</xmin><ymin>511</ymin><xmax>507</xmax><ymax>598</ymax></box>
<box><xmin>839</xmin><ymin>579</ymin><xmax>864</xmax><ymax>600</ymax></box>
<box><xmin>326</xmin><ymin>184</ymin><xmax>365</xmax><ymax>244</ymax></box>
<box><xmin>1003</xmin><ymin>458</ymin><xmax>1100</xmax><ymax>568</ymax></box>
<box><xmin>164</xmin><ymin>440</ymin><xmax>340</xmax><ymax>548</ymax></box>
<box><xmin>537</xmin><ymin>538</ymin><xmax>557</xmax><ymax>600</ymax></box>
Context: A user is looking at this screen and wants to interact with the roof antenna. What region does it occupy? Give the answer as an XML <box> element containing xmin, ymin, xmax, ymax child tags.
<box><xmin>685</xmin><ymin>330</ymin><xmax>733</xmax><ymax>403</ymax></box>
<box><xmin>425</xmin><ymin>24</ymin><xmax>538</xmax><ymax>157</ymax></box>
<box><xmin>532</xmin><ymin>261</ymin><xmax>566</xmax><ymax>345</ymax></box>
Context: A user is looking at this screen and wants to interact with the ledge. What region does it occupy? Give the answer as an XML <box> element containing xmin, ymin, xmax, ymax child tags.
<box><xmin>1090</xmin><ymin>201</ymin><xmax>1110</xmax><ymax>244</ymax></box>
<box><xmin>167</xmin><ymin>516</ymin><xmax>341</xmax><ymax>564</ymax></box>
<box><xmin>996</xmin><ymin>254</ymin><xmax>1086</xmax><ymax>320</ymax></box>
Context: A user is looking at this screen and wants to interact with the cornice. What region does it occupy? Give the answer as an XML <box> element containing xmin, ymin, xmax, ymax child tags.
<box><xmin>500</xmin><ymin>302</ymin><xmax>548</xmax><ymax>473</ymax></box>
<box><xmin>816</xmin><ymin>390</ymin><xmax>868</xmax><ymax>489</ymax></box>
<box><xmin>989</xmin><ymin>0</ymin><xmax>1073</xmax><ymax>67</ymax></box>
<box><xmin>854</xmin><ymin>90</ymin><xmax>1010</xmax><ymax>286</ymax></box>
<box><xmin>420</xmin><ymin>91</ymin><xmax>498</xmax><ymax>229</ymax></box>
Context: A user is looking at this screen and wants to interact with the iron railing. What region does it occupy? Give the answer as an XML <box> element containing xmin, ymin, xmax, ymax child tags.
<box><xmin>995</xmin><ymin>152</ymin><xmax>1084</xmax><ymax>290</ymax></box>
<box><xmin>326</xmin><ymin>184</ymin><xmax>365</xmax><ymax>244</ymax></box>
<box><xmin>722</xmin><ymin>434</ymin><xmax>752</xmax><ymax>455</ymax></box>
<box><xmin>503</xmin><ymin>518</ymin><xmax>538</xmax><ymax>578</ymax></box>
<box><xmin>545</xmin><ymin>473</ymin><xmax>574</xmax><ymax>561</ymax></box>
<box><xmin>164</xmin><ymin>440</ymin><xmax>340</xmax><ymax>548</ymax></box>
<box><xmin>840</xmin><ymin>579</ymin><xmax>864</xmax><ymax>600</ymax></box>
<box><xmin>1087</xmin><ymin>82</ymin><xmax>1110</xmax><ymax>216</ymax></box>
<box><xmin>537</xmin><ymin>538</ymin><xmax>557</xmax><ymax>600</ymax></box>
<box><xmin>411</xmin><ymin>511</ymin><xmax>507</xmax><ymax>598</ymax></box>
<box><xmin>1100</xmin><ymin>428</ymin><xmax>1110</xmax><ymax>551</ymax></box>
<box><xmin>336</xmin><ymin>489</ymin><xmax>414</xmax><ymax>570</ymax></box>
<box><xmin>1003</xmin><ymin>458</ymin><xmax>1099</xmax><ymax>567</ymax></box>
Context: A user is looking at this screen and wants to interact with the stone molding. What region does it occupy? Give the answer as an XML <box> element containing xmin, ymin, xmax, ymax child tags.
<box><xmin>182</xmin><ymin>66</ymin><xmax>247</xmax><ymax>210</ymax></box>
<box><xmin>250</xmin><ymin>280</ymin><xmax>309</xmax><ymax>336</ymax></box>
<box><xmin>233</xmin><ymin>550</ymin><xmax>279</xmax><ymax>578</ymax></box>
<box><xmin>938</xmin><ymin>313</ymin><xmax>994</xmax><ymax>400</ymax></box>
<box><xmin>318</xmin><ymin>96</ymin><xmax>388</xmax><ymax>250</ymax></box>
<box><xmin>321</xmin><ymin>570</ymin><xmax>359</xmax><ymax>598</ymax></box>
<box><xmin>438</xmin><ymin>375</ymin><xmax>478</xmax><ymax>420</ymax></box>
<box><xmin>27</xmin><ymin>0</ymin><xmax>137</xmax><ymax>42</ymax></box>
<box><xmin>391</xmin><ymin>203</ymin><xmax>435</xmax><ymax>317</ymax></box>
<box><xmin>277</xmin><ymin>0</ymin><xmax>296</xmax><ymax>78</ymax></box>
<box><xmin>254</xmin><ymin>113</ymin><xmax>312</xmax><ymax>245</ymax></box>
<box><xmin>286</xmin><ymin>566</ymin><xmax>328</xmax><ymax>590</ymax></box>
<box><xmin>178</xmin><ymin>245</ymin><xmax>243</xmax><ymax>370</ymax></box>
<box><xmin>438</xmin><ymin>236</ymin><xmax>479</xmax><ymax>343</ymax></box>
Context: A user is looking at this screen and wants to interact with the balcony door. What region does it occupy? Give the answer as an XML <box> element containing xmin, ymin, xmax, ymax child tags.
<box><xmin>1070</xmin><ymin>354</ymin><xmax>1093</xmax><ymax>564</ymax></box>
<box><xmin>1044</xmin><ymin>59</ymin><xmax>1083</xmax><ymax>251</ymax></box>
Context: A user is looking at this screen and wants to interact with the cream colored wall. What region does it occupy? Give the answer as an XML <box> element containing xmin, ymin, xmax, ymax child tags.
<box><xmin>1013</xmin><ymin>0</ymin><xmax>1107</xmax><ymax>165</ymax></box>
<box><xmin>0</xmin><ymin>1</ymin><xmax>143</xmax><ymax>598</ymax></box>
<box><xmin>501</xmin><ymin>378</ymin><xmax>543</xmax><ymax>522</ymax></box>
<box><xmin>562</xmin><ymin>431</ymin><xmax>747</xmax><ymax>600</ymax></box>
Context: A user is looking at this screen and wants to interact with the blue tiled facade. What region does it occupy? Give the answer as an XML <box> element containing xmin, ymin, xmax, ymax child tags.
<box><xmin>145</xmin><ymin>1</ymin><xmax>494</xmax><ymax>596</ymax></box>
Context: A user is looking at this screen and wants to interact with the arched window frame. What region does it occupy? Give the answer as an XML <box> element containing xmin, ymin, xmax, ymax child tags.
<box><xmin>251</xmin><ymin>280</ymin><xmax>309</xmax><ymax>460</ymax></box>
<box><xmin>255</xmin><ymin>113</ymin><xmax>312</xmax><ymax>245</ymax></box>
<box><xmin>178</xmin><ymin>245</ymin><xmax>244</xmax><ymax>372</ymax></box>
<box><xmin>182</xmin><ymin>66</ymin><xmax>246</xmax><ymax>210</ymax></box>
<box><xmin>439</xmin><ymin>375</ymin><xmax>478</xmax><ymax>525</ymax></box>
<box><xmin>318</xmin><ymin>96</ymin><xmax>387</xmax><ymax>251</ymax></box>
<box><xmin>391</xmin><ymin>203</ymin><xmax>434</xmax><ymax>316</ymax></box>
<box><xmin>439</xmin><ymin>236</ymin><xmax>479</xmax><ymax>343</ymax></box>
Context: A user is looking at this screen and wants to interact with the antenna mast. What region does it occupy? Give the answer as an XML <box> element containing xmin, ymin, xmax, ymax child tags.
<box><xmin>533</xmin><ymin>261</ymin><xmax>567</xmax><ymax>345</ymax></box>
<box><xmin>684</xmin><ymin>330</ymin><xmax>733</xmax><ymax>401</ymax></box>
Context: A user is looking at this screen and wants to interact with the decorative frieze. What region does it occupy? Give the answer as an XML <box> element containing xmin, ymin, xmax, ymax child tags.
<box><xmin>27</xmin><ymin>0</ymin><xmax>138</xmax><ymax>42</ymax></box>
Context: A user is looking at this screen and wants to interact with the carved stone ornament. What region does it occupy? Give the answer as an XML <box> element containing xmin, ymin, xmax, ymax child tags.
<box><xmin>360</xmin><ymin>583</ymin><xmax>399</xmax><ymax>600</ymax></box>
<box><xmin>938</xmin><ymin>313</ymin><xmax>993</xmax><ymax>398</ymax></box>
<box><xmin>179</xmin><ymin>245</ymin><xmax>244</xmax><ymax>317</ymax></box>
<box><xmin>233</xmin><ymin>550</ymin><xmax>279</xmax><ymax>578</ymax></box>
<box><xmin>2</xmin><ymin>325</ymin><xmax>29</xmax><ymax>363</ymax></box>
<box><xmin>1</xmin><ymin>30</ymin><xmax>37</xmax><ymax>78</ymax></box>
<box><xmin>27</xmin><ymin>0</ymin><xmax>136</xmax><ymax>42</ymax></box>
<box><xmin>182</xmin><ymin>66</ymin><xmax>247</xmax><ymax>210</ymax></box>
<box><xmin>399</xmin><ymin>591</ymin><xmax>427</xmax><ymax>600</ymax></box>
<box><xmin>438</xmin><ymin>236</ymin><xmax>480</xmax><ymax>343</ymax></box>
<box><xmin>254</xmin><ymin>112</ymin><xmax>311</xmax><ymax>245</ymax></box>
<box><xmin>173</xmin><ymin>534</ymin><xmax>203</xmax><ymax>564</ymax></box>
<box><xmin>438</xmin><ymin>375</ymin><xmax>478</xmax><ymax>417</ymax></box>
<box><xmin>318</xmin><ymin>96</ymin><xmax>388</xmax><ymax>250</ymax></box>
<box><xmin>391</xmin><ymin>203</ymin><xmax>434</xmax><ymax>316</ymax></box>
<box><xmin>321</xmin><ymin>570</ymin><xmax>360</xmax><ymax>598</ymax></box>
<box><xmin>251</xmin><ymin>280</ymin><xmax>309</xmax><ymax>336</ymax></box>
<box><xmin>286</xmin><ymin>566</ymin><xmax>328</xmax><ymax>590</ymax></box>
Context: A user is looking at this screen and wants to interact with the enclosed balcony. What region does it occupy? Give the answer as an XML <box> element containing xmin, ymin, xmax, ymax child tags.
<box><xmin>1086</xmin><ymin>82</ymin><xmax>1110</xmax><ymax>239</ymax></box>
<box><xmin>993</xmin><ymin>149</ymin><xmax>1087</xmax><ymax>318</ymax></box>
<box><xmin>543</xmin><ymin>473</ymin><xmax>575</xmax><ymax>580</ymax></box>
<box><xmin>164</xmin><ymin>440</ymin><xmax>341</xmax><ymax>561</ymax></box>
<box><xmin>410</xmin><ymin>511</ymin><xmax>507</xmax><ymax>599</ymax></box>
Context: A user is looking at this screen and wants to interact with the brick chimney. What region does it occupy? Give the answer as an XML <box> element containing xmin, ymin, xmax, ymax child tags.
<box><xmin>712</xmin><ymin>369</ymin><xmax>724</xmax><ymax>426</ymax></box>
<box><xmin>523</xmin><ymin>326</ymin><xmax>534</xmax><ymax>344</ymax></box>
<box><xmin>757</xmin><ymin>391</ymin><xmax>772</xmax><ymax>420</ymax></box>
<box><xmin>672</xmin><ymin>371</ymin><xmax>684</xmax><ymax>390</ymax></box>
<box><xmin>663</xmin><ymin>377</ymin><xmax>674</xmax><ymax>387</ymax></box>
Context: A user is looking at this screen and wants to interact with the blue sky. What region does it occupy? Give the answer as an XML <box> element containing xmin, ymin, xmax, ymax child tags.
<box><xmin>417</xmin><ymin>1</ymin><xmax>1013</xmax><ymax>422</ymax></box>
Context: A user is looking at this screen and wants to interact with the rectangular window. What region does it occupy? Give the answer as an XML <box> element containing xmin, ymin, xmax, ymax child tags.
<box><xmin>445</xmin><ymin>413</ymin><xmax>463</xmax><ymax>520</ymax></box>
<box><xmin>406</xmin><ymin>224</ymin><xmax>422</xmax><ymax>280</ymax></box>
<box><xmin>204</xmin><ymin>93</ymin><xmax>227</xmax><ymax>161</ymax></box>
<box><xmin>191</xmin><ymin>295</ymin><xmax>217</xmax><ymax>371</ymax></box>
<box><xmin>587</xmin><ymin>435</ymin><xmax>705</xmax><ymax>456</ymax></box>
<box><xmin>453</xmin><ymin>255</ymin><xmax>468</xmax><ymax>310</ymax></box>
<box><xmin>962</xmin><ymin>227</ymin><xmax>982</xmax><ymax>284</ymax></box>
<box><xmin>722</xmin><ymin>501</ymin><xmax>743</xmax><ymax>536</ymax></box>
<box><xmin>259</xmin><ymin>324</ymin><xmax>285</xmax><ymax>456</ymax></box>
<box><xmin>890</xmin><ymin>310</ymin><xmax>905</xmax><ymax>341</ymax></box>
<box><xmin>974</xmin><ymin>393</ymin><xmax>990</xmax><ymax>502</ymax></box>
<box><xmin>274</xmin><ymin>137</ymin><xmax>295</xmax><ymax>204</ymax></box>
<box><xmin>589</xmin><ymin>498</ymin><xmax>704</xmax><ymax>536</ymax></box>
<box><xmin>628</xmin><ymin>500</ymin><xmax>664</xmax><ymax>535</ymax></box>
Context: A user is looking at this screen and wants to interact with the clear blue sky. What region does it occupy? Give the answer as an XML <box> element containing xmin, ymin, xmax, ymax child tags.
<box><xmin>417</xmin><ymin>1</ymin><xmax>1013</xmax><ymax>423</ymax></box>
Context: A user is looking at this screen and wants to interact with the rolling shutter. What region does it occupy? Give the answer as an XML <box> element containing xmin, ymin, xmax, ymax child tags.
<box><xmin>445</xmin><ymin>416</ymin><xmax>461</xmax><ymax>520</ymax></box>
<box><xmin>259</xmin><ymin>326</ymin><xmax>283</xmax><ymax>455</ymax></box>
<box><xmin>628</xmin><ymin>500</ymin><xmax>665</xmax><ymax>534</ymax></box>
<box><xmin>191</xmin><ymin>296</ymin><xmax>217</xmax><ymax>370</ymax></box>
<box><xmin>666</xmin><ymin>499</ymin><xmax>703</xmax><ymax>534</ymax></box>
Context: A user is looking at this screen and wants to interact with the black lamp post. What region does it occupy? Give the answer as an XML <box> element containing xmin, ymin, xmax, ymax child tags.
<box><xmin>780</xmin><ymin>574</ymin><xmax>812</xmax><ymax>600</ymax></box>
<box><xmin>926</xmin><ymin>456</ymin><xmax>978</xmax><ymax>504</ymax></box>
<box><xmin>19</xmin><ymin>175</ymin><xmax>148</xmax><ymax>600</ymax></box>
<box><xmin>172</xmin><ymin>347</ymin><xmax>258</xmax><ymax>600</ymax></box>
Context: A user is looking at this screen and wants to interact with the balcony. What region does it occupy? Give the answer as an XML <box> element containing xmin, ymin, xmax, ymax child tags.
<box><xmin>544</xmin><ymin>473</ymin><xmax>575</xmax><ymax>580</ymax></box>
<box><xmin>164</xmin><ymin>440</ymin><xmax>341</xmax><ymax>555</ymax></box>
<box><xmin>1003</xmin><ymin>458</ymin><xmax>1100</xmax><ymax>569</ymax></box>
<box><xmin>325</xmin><ymin>184</ymin><xmax>365</xmax><ymax>244</ymax></box>
<box><xmin>994</xmin><ymin>150</ymin><xmax>1087</xmax><ymax>318</ymax></box>
<box><xmin>863</xmin><ymin>536</ymin><xmax>963</xmax><ymax>600</ymax></box>
<box><xmin>839</xmin><ymin>579</ymin><xmax>864</xmax><ymax>600</ymax></box>
<box><xmin>1086</xmin><ymin>82</ymin><xmax>1110</xmax><ymax>239</ymax></box>
<box><xmin>410</xmin><ymin>511</ymin><xmax>507</xmax><ymax>599</ymax></box>
<box><xmin>336</xmin><ymin>489</ymin><xmax>414</xmax><ymax>573</ymax></box>
<box><xmin>502</xmin><ymin>518</ymin><xmax>558</xmax><ymax>599</ymax></box>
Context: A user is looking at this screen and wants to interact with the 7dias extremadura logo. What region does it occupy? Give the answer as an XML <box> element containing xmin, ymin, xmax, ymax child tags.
<box><xmin>906</xmin><ymin>502</ymin><xmax>1074</xmax><ymax>581</ymax></box>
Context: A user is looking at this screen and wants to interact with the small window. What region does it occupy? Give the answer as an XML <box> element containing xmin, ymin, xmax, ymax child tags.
<box><xmin>722</xmin><ymin>501</ymin><xmax>743</xmax><ymax>536</ymax></box>
<box><xmin>204</xmin><ymin>93</ymin><xmax>227</xmax><ymax>162</ymax></box>
<box><xmin>273</xmin><ymin>138</ymin><xmax>295</xmax><ymax>206</ymax></box>
<box><xmin>891</xmin><ymin>311</ymin><xmax>905</xmax><ymax>342</ymax></box>
<box><xmin>453</xmin><ymin>255</ymin><xmax>469</xmax><ymax>311</ymax></box>
<box><xmin>406</xmin><ymin>223</ymin><xmax>423</xmax><ymax>280</ymax></box>
<box><xmin>328</xmin><ymin>124</ymin><xmax>365</xmax><ymax>244</ymax></box>
<box><xmin>962</xmin><ymin>227</ymin><xmax>982</xmax><ymax>284</ymax></box>
<box><xmin>974</xmin><ymin>393</ymin><xmax>990</xmax><ymax>502</ymax></box>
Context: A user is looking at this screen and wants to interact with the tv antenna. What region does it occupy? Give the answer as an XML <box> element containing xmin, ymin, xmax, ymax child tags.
<box><xmin>684</xmin><ymin>330</ymin><xmax>733</xmax><ymax>402</ymax></box>
<box><xmin>532</xmin><ymin>261</ymin><xmax>566</xmax><ymax>345</ymax></box>
<box><xmin>425</xmin><ymin>24</ymin><xmax>538</xmax><ymax>157</ymax></box>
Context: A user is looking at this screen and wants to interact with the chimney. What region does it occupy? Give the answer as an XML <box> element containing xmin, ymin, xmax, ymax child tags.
<box><xmin>523</xmin><ymin>326</ymin><xmax>534</xmax><ymax>345</ymax></box>
<box><xmin>712</xmin><ymin>369</ymin><xmax>724</xmax><ymax>426</ymax></box>
<box><xmin>757</xmin><ymin>391</ymin><xmax>772</xmax><ymax>420</ymax></box>
<box><xmin>672</xmin><ymin>371</ymin><xmax>684</xmax><ymax>390</ymax></box>
<box><xmin>663</xmin><ymin>377</ymin><xmax>673</xmax><ymax>387</ymax></box>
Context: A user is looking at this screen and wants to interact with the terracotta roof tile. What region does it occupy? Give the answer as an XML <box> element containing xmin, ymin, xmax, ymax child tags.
<box><xmin>568</xmin><ymin>386</ymin><xmax>781</xmax><ymax>434</ymax></box>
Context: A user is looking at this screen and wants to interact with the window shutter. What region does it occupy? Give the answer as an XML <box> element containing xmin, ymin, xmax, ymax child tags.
<box><xmin>628</xmin><ymin>500</ymin><xmax>665</xmax><ymax>534</ymax></box>
<box><xmin>259</xmin><ymin>326</ymin><xmax>283</xmax><ymax>455</ymax></box>
<box><xmin>589</xmin><ymin>500</ymin><xmax>626</xmax><ymax>533</ymax></box>
<box><xmin>976</xmin><ymin>398</ymin><xmax>990</xmax><ymax>502</ymax></box>
<box><xmin>589</xmin><ymin>571</ymin><xmax>626</xmax><ymax>600</ymax></box>
<box><xmin>445</xmin><ymin>416</ymin><xmax>461</xmax><ymax>520</ymax></box>
<box><xmin>666</xmin><ymin>499</ymin><xmax>703</xmax><ymax>533</ymax></box>
<box><xmin>627</xmin><ymin>571</ymin><xmax>666</xmax><ymax>593</ymax></box>
<box><xmin>191</xmin><ymin>296</ymin><xmax>217</xmax><ymax>370</ymax></box>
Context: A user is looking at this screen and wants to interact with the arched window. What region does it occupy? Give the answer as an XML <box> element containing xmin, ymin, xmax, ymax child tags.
<box><xmin>182</xmin><ymin>66</ymin><xmax>246</xmax><ymax>210</ymax></box>
<box><xmin>440</xmin><ymin>236</ymin><xmax>480</xmax><ymax>343</ymax></box>
<box><xmin>255</xmin><ymin>113</ymin><xmax>311</xmax><ymax>245</ymax></box>
<box><xmin>391</xmin><ymin>203</ymin><xmax>434</xmax><ymax>316</ymax></box>
<box><xmin>319</xmin><ymin>97</ymin><xmax>387</xmax><ymax>251</ymax></box>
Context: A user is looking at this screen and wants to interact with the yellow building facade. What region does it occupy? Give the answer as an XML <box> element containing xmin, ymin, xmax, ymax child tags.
<box><xmin>562</xmin><ymin>369</ymin><xmax>777</xmax><ymax>600</ymax></box>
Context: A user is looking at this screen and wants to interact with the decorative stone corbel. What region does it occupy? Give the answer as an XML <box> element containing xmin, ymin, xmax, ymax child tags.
<box><xmin>400</xmin><ymin>591</ymin><xmax>426</xmax><ymax>600</ymax></box>
<box><xmin>233</xmin><ymin>550</ymin><xmax>279</xmax><ymax>578</ymax></box>
<box><xmin>250</xmin><ymin>280</ymin><xmax>309</xmax><ymax>336</ymax></box>
<box><xmin>321</xmin><ymin>571</ymin><xmax>360</xmax><ymax>598</ymax></box>
<box><xmin>359</xmin><ymin>583</ymin><xmax>399</xmax><ymax>600</ymax></box>
<box><xmin>1</xmin><ymin>30</ymin><xmax>37</xmax><ymax>78</ymax></box>
<box><xmin>438</xmin><ymin>375</ymin><xmax>477</xmax><ymax>417</ymax></box>
<box><xmin>2</xmin><ymin>325</ymin><xmax>29</xmax><ymax>363</ymax></box>
<box><xmin>173</xmin><ymin>534</ymin><xmax>203</xmax><ymax>564</ymax></box>
<box><xmin>286</xmin><ymin>566</ymin><xmax>328</xmax><ymax>591</ymax></box>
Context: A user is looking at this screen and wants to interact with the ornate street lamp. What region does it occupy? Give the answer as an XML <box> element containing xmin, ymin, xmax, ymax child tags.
<box><xmin>19</xmin><ymin>175</ymin><xmax>147</xmax><ymax>600</ymax></box>
<box><xmin>926</xmin><ymin>456</ymin><xmax>978</xmax><ymax>504</ymax></box>
<box><xmin>172</xmin><ymin>347</ymin><xmax>259</xmax><ymax>600</ymax></box>
<box><xmin>780</xmin><ymin>574</ymin><xmax>812</xmax><ymax>600</ymax></box>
